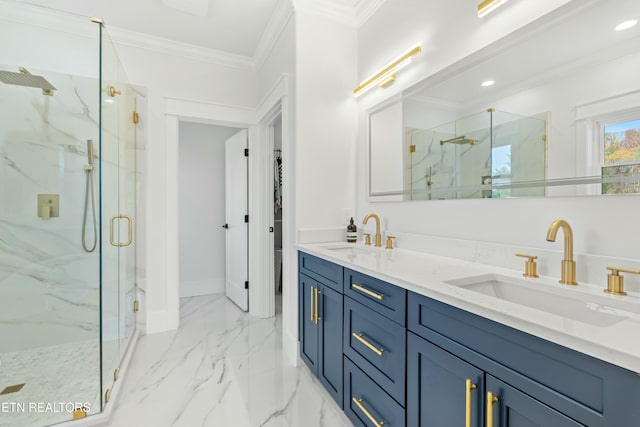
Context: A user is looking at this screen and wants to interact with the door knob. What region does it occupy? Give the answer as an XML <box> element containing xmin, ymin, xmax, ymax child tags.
<box><xmin>222</xmin><ymin>224</ymin><xmax>229</xmax><ymax>229</ymax></box>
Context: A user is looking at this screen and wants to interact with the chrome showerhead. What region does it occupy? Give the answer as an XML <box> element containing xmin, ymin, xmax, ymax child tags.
<box><xmin>0</xmin><ymin>67</ymin><xmax>56</xmax><ymax>96</ymax></box>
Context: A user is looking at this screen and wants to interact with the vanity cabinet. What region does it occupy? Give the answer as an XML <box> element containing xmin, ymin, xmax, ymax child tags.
<box><xmin>298</xmin><ymin>251</ymin><xmax>640</xmax><ymax>427</ymax></box>
<box><xmin>342</xmin><ymin>268</ymin><xmax>407</xmax><ymax>427</ymax></box>
<box><xmin>407</xmin><ymin>291</ymin><xmax>640</xmax><ymax>427</ymax></box>
<box><xmin>298</xmin><ymin>253</ymin><xmax>344</xmax><ymax>407</ymax></box>
<box><xmin>407</xmin><ymin>333</ymin><xmax>582</xmax><ymax>427</ymax></box>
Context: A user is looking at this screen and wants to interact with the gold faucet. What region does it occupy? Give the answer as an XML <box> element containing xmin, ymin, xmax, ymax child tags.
<box><xmin>545</xmin><ymin>219</ymin><xmax>578</xmax><ymax>285</ymax></box>
<box><xmin>362</xmin><ymin>213</ymin><xmax>382</xmax><ymax>247</ymax></box>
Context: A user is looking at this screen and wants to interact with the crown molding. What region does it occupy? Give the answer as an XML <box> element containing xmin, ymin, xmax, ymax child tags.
<box><xmin>106</xmin><ymin>26</ymin><xmax>254</xmax><ymax>70</ymax></box>
<box><xmin>253</xmin><ymin>0</ymin><xmax>295</xmax><ymax>71</ymax></box>
<box><xmin>0</xmin><ymin>2</ymin><xmax>99</xmax><ymax>40</ymax></box>
<box><xmin>292</xmin><ymin>0</ymin><xmax>357</xmax><ymax>26</ymax></box>
<box><xmin>355</xmin><ymin>0</ymin><xmax>387</xmax><ymax>26</ymax></box>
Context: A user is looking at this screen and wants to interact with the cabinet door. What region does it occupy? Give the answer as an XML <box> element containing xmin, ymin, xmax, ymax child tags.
<box><xmin>299</xmin><ymin>274</ymin><xmax>319</xmax><ymax>374</ymax></box>
<box><xmin>318</xmin><ymin>284</ymin><xmax>344</xmax><ymax>407</ymax></box>
<box><xmin>407</xmin><ymin>332</ymin><xmax>484</xmax><ymax>427</ymax></box>
<box><xmin>485</xmin><ymin>376</ymin><xmax>584</xmax><ymax>427</ymax></box>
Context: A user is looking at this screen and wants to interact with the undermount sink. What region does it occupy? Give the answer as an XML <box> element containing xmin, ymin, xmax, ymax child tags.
<box><xmin>324</xmin><ymin>244</ymin><xmax>380</xmax><ymax>256</ymax></box>
<box><xmin>446</xmin><ymin>274</ymin><xmax>640</xmax><ymax>327</ymax></box>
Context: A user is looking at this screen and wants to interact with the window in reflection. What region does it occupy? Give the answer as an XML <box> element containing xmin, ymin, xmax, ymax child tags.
<box><xmin>602</xmin><ymin>119</ymin><xmax>640</xmax><ymax>194</ymax></box>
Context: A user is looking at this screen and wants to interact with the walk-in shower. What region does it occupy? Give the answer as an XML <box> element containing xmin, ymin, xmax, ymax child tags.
<box><xmin>0</xmin><ymin>1</ymin><xmax>137</xmax><ymax>426</ymax></box>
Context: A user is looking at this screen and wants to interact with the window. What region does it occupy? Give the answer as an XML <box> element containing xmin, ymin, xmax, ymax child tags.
<box><xmin>601</xmin><ymin>119</ymin><xmax>640</xmax><ymax>194</ymax></box>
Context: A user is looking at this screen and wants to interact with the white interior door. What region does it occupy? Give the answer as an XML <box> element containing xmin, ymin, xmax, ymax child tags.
<box><xmin>224</xmin><ymin>129</ymin><xmax>249</xmax><ymax>311</ymax></box>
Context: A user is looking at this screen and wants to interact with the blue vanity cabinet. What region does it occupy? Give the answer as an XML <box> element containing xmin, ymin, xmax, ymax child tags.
<box><xmin>407</xmin><ymin>332</ymin><xmax>484</xmax><ymax>427</ymax></box>
<box><xmin>486</xmin><ymin>375</ymin><xmax>583</xmax><ymax>427</ymax></box>
<box><xmin>408</xmin><ymin>290</ymin><xmax>640</xmax><ymax>426</ymax></box>
<box><xmin>299</xmin><ymin>273</ymin><xmax>319</xmax><ymax>371</ymax></box>
<box><xmin>344</xmin><ymin>296</ymin><xmax>406</xmax><ymax>405</ymax></box>
<box><xmin>344</xmin><ymin>357</ymin><xmax>406</xmax><ymax>427</ymax></box>
<box><xmin>298</xmin><ymin>252</ymin><xmax>344</xmax><ymax>408</ymax></box>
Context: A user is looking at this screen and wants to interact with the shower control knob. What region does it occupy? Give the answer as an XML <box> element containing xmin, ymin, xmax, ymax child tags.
<box><xmin>222</xmin><ymin>224</ymin><xmax>229</xmax><ymax>229</ymax></box>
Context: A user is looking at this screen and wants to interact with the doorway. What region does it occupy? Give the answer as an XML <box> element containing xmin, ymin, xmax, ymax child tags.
<box><xmin>178</xmin><ymin>122</ymin><xmax>247</xmax><ymax>305</ymax></box>
<box><xmin>271</xmin><ymin>113</ymin><xmax>283</xmax><ymax>314</ymax></box>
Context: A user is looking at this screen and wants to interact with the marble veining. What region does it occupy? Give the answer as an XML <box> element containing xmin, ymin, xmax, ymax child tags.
<box><xmin>107</xmin><ymin>295</ymin><xmax>351</xmax><ymax>427</ymax></box>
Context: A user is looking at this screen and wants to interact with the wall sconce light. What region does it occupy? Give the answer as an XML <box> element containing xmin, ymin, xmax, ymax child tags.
<box><xmin>477</xmin><ymin>0</ymin><xmax>509</xmax><ymax>18</ymax></box>
<box><xmin>353</xmin><ymin>43</ymin><xmax>422</xmax><ymax>97</ymax></box>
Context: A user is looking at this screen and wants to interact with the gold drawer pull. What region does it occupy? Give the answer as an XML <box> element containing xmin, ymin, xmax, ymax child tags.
<box><xmin>466</xmin><ymin>379</ymin><xmax>477</xmax><ymax>427</ymax></box>
<box><xmin>310</xmin><ymin>286</ymin><xmax>315</xmax><ymax>321</ymax></box>
<box><xmin>352</xmin><ymin>397</ymin><xmax>384</xmax><ymax>427</ymax></box>
<box><xmin>315</xmin><ymin>288</ymin><xmax>321</xmax><ymax>324</ymax></box>
<box><xmin>352</xmin><ymin>332</ymin><xmax>384</xmax><ymax>356</ymax></box>
<box><xmin>487</xmin><ymin>391</ymin><xmax>499</xmax><ymax>427</ymax></box>
<box><xmin>352</xmin><ymin>284</ymin><xmax>384</xmax><ymax>300</ymax></box>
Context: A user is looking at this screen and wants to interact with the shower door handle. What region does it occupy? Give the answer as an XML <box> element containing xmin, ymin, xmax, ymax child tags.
<box><xmin>110</xmin><ymin>214</ymin><xmax>133</xmax><ymax>247</ymax></box>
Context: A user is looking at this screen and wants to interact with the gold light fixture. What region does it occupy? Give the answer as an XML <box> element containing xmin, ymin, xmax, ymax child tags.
<box><xmin>477</xmin><ymin>0</ymin><xmax>509</xmax><ymax>18</ymax></box>
<box><xmin>353</xmin><ymin>43</ymin><xmax>422</xmax><ymax>97</ymax></box>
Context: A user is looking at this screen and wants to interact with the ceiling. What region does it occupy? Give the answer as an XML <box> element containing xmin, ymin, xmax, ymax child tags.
<box><xmin>20</xmin><ymin>0</ymin><xmax>369</xmax><ymax>59</ymax></box>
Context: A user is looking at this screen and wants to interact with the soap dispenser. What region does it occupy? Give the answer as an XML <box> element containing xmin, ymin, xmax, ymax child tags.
<box><xmin>347</xmin><ymin>217</ymin><xmax>357</xmax><ymax>243</ymax></box>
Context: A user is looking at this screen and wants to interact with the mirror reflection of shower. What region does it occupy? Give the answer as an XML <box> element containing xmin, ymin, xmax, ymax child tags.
<box><xmin>82</xmin><ymin>139</ymin><xmax>97</xmax><ymax>252</ymax></box>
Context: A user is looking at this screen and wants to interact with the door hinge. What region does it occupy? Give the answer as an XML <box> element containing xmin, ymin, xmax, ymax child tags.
<box><xmin>132</xmin><ymin>111</ymin><xmax>139</xmax><ymax>124</ymax></box>
<box><xmin>244</xmin><ymin>281</ymin><xmax>249</xmax><ymax>289</ymax></box>
<box><xmin>244</xmin><ymin>148</ymin><xmax>249</xmax><ymax>157</ymax></box>
<box><xmin>133</xmin><ymin>300</ymin><xmax>139</xmax><ymax>313</ymax></box>
<box><xmin>244</xmin><ymin>215</ymin><xmax>249</xmax><ymax>223</ymax></box>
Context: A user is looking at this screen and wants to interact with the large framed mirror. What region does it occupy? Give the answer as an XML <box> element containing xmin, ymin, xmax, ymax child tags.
<box><xmin>367</xmin><ymin>0</ymin><xmax>640</xmax><ymax>200</ymax></box>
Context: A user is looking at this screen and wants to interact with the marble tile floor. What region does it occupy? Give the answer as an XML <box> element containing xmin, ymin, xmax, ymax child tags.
<box><xmin>107</xmin><ymin>294</ymin><xmax>352</xmax><ymax>427</ymax></box>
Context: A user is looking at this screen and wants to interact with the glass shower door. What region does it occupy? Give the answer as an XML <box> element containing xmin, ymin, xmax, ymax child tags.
<box><xmin>99</xmin><ymin>24</ymin><xmax>137</xmax><ymax>406</ymax></box>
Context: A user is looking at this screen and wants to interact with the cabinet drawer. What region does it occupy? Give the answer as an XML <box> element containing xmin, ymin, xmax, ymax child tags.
<box><xmin>344</xmin><ymin>357</ymin><xmax>405</xmax><ymax>427</ymax></box>
<box><xmin>344</xmin><ymin>269</ymin><xmax>406</xmax><ymax>325</ymax></box>
<box><xmin>344</xmin><ymin>297</ymin><xmax>406</xmax><ymax>405</ymax></box>
<box><xmin>299</xmin><ymin>252</ymin><xmax>343</xmax><ymax>293</ymax></box>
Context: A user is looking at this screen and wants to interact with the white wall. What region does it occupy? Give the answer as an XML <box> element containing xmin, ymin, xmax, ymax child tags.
<box><xmin>178</xmin><ymin>122</ymin><xmax>240</xmax><ymax>297</ymax></box>
<box><xmin>295</xmin><ymin>10</ymin><xmax>358</xmax><ymax>229</ymax></box>
<box><xmin>287</xmin><ymin>10</ymin><xmax>357</xmax><ymax>362</ymax></box>
<box><xmin>356</xmin><ymin>0</ymin><xmax>639</xmax><ymax>262</ymax></box>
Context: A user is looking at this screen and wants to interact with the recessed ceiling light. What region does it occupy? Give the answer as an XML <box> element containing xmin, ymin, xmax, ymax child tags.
<box><xmin>481</xmin><ymin>80</ymin><xmax>495</xmax><ymax>87</ymax></box>
<box><xmin>616</xmin><ymin>20</ymin><xmax>638</xmax><ymax>31</ymax></box>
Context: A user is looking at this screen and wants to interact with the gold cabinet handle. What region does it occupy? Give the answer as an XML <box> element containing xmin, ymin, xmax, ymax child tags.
<box><xmin>466</xmin><ymin>379</ymin><xmax>477</xmax><ymax>427</ymax></box>
<box><xmin>487</xmin><ymin>391</ymin><xmax>498</xmax><ymax>427</ymax></box>
<box><xmin>352</xmin><ymin>284</ymin><xmax>384</xmax><ymax>300</ymax></box>
<box><xmin>315</xmin><ymin>288</ymin><xmax>321</xmax><ymax>324</ymax></box>
<box><xmin>352</xmin><ymin>332</ymin><xmax>384</xmax><ymax>356</ymax></box>
<box><xmin>352</xmin><ymin>397</ymin><xmax>384</xmax><ymax>427</ymax></box>
<box><xmin>310</xmin><ymin>286</ymin><xmax>315</xmax><ymax>321</ymax></box>
<box><xmin>109</xmin><ymin>214</ymin><xmax>133</xmax><ymax>247</ymax></box>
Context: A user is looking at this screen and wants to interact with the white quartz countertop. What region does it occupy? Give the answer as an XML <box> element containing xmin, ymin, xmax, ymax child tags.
<box><xmin>297</xmin><ymin>242</ymin><xmax>640</xmax><ymax>374</ymax></box>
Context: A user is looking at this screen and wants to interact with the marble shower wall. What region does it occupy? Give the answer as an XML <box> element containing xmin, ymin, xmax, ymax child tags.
<box><xmin>0</xmin><ymin>65</ymin><xmax>101</xmax><ymax>353</ymax></box>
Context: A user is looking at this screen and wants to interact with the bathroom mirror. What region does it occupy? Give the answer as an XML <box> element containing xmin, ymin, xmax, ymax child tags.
<box><xmin>367</xmin><ymin>0</ymin><xmax>640</xmax><ymax>200</ymax></box>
